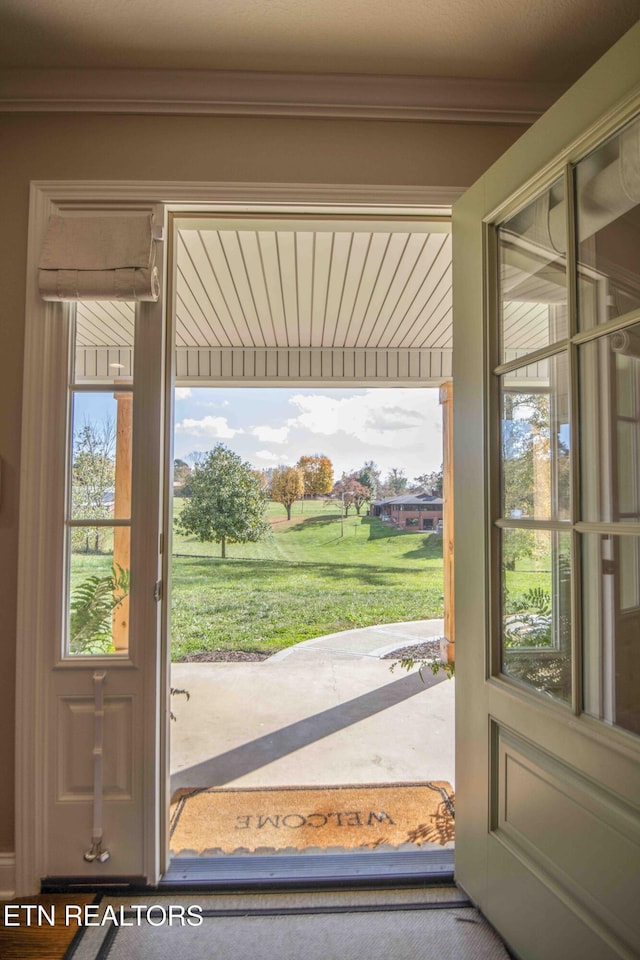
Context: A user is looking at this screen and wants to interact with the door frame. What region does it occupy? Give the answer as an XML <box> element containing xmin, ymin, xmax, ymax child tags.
<box><xmin>16</xmin><ymin>180</ymin><xmax>459</xmax><ymax>895</ymax></box>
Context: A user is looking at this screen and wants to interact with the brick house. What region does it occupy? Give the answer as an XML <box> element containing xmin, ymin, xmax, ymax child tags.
<box><xmin>370</xmin><ymin>493</ymin><xmax>444</xmax><ymax>531</ymax></box>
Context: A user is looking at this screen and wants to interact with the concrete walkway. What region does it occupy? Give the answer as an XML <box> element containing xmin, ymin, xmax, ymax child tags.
<box><xmin>269</xmin><ymin>618</ymin><xmax>445</xmax><ymax>661</ymax></box>
<box><xmin>170</xmin><ymin>619</ymin><xmax>454</xmax><ymax>794</ymax></box>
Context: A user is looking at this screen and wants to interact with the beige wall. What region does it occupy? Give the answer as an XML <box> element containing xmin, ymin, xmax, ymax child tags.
<box><xmin>0</xmin><ymin>111</ymin><xmax>526</xmax><ymax>854</ymax></box>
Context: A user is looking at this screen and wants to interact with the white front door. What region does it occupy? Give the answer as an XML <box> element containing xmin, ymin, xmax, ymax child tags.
<box><xmin>16</xmin><ymin>197</ymin><xmax>167</xmax><ymax>891</ymax></box>
<box><xmin>453</xmin><ymin>23</ymin><xmax>640</xmax><ymax>960</ymax></box>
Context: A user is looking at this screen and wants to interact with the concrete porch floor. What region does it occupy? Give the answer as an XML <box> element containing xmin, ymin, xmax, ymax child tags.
<box><xmin>170</xmin><ymin>619</ymin><xmax>455</xmax><ymax>794</ymax></box>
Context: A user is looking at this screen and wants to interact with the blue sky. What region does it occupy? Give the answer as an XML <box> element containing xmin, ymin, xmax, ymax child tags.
<box><xmin>72</xmin><ymin>387</ymin><xmax>444</xmax><ymax>481</ymax></box>
<box><xmin>174</xmin><ymin>388</ymin><xmax>442</xmax><ymax>480</ymax></box>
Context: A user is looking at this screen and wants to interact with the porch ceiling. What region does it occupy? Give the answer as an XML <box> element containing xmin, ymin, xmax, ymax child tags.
<box><xmin>174</xmin><ymin>220</ymin><xmax>452</xmax><ymax>351</ymax></box>
<box><xmin>74</xmin><ymin>217</ymin><xmax>550</xmax><ymax>384</ymax></box>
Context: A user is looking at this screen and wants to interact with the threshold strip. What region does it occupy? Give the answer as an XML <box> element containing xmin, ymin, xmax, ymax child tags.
<box><xmin>161</xmin><ymin>849</ymin><xmax>454</xmax><ymax>888</ymax></box>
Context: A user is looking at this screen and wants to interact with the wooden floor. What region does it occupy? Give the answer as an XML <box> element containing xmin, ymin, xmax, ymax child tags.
<box><xmin>0</xmin><ymin>895</ymin><xmax>96</xmax><ymax>960</ymax></box>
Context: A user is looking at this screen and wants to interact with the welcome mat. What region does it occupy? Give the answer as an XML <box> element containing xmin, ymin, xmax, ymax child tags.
<box><xmin>170</xmin><ymin>782</ymin><xmax>454</xmax><ymax>855</ymax></box>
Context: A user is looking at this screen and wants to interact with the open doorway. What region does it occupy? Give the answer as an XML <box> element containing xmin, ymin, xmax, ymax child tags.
<box><xmin>168</xmin><ymin>386</ymin><xmax>454</xmax><ymax>858</ymax></box>
<box><xmin>164</xmin><ymin>214</ymin><xmax>456</xmax><ymax>877</ymax></box>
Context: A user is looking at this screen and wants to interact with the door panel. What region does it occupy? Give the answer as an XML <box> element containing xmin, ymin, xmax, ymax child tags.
<box><xmin>453</xmin><ymin>22</ymin><xmax>640</xmax><ymax>960</ymax></box>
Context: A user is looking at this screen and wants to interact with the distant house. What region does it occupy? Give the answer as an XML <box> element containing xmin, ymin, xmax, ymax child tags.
<box><xmin>369</xmin><ymin>493</ymin><xmax>443</xmax><ymax>531</ymax></box>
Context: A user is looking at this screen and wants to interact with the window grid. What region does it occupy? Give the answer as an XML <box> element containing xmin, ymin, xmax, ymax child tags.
<box><xmin>490</xmin><ymin>146</ymin><xmax>640</xmax><ymax>733</ymax></box>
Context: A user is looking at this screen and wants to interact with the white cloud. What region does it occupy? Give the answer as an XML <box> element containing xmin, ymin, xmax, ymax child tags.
<box><xmin>174</xmin><ymin>416</ymin><xmax>243</xmax><ymax>439</ymax></box>
<box><xmin>254</xmin><ymin>450</ymin><xmax>289</xmax><ymax>463</ymax></box>
<box><xmin>251</xmin><ymin>425</ymin><xmax>290</xmax><ymax>443</ymax></box>
<box><xmin>175</xmin><ymin>387</ymin><xmax>192</xmax><ymax>400</ymax></box>
<box><xmin>287</xmin><ymin>389</ymin><xmax>438</xmax><ymax>449</ymax></box>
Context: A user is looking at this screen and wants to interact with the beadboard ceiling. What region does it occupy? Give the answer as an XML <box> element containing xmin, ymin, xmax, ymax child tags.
<box><xmin>75</xmin><ymin>218</ymin><xmax>550</xmax><ymax>385</ymax></box>
<box><xmin>174</xmin><ymin>223</ymin><xmax>452</xmax><ymax>351</ymax></box>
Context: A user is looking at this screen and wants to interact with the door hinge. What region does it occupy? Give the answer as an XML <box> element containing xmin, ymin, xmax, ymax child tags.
<box><xmin>154</xmin><ymin>580</ymin><xmax>163</xmax><ymax>602</ymax></box>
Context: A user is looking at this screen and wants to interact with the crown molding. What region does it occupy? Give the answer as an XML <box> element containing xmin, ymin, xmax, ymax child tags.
<box><xmin>30</xmin><ymin>179</ymin><xmax>464</xmax><ymax>211</ymax></box>
<box><xmin>0</xmin><ymin>68</ymin><xmax>565</xmax><ymax>124</ymax></box>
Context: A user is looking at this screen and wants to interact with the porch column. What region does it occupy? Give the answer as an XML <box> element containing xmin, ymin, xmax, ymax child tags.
<box><xmin>112</xmin><ymin>387</ymin><xmax>132</xmax><ymax>653</ymax></box>
<box><xmin>439</xmin><ymin>381</ymin><xmax>455</xmax><ymax>664</ymax></box>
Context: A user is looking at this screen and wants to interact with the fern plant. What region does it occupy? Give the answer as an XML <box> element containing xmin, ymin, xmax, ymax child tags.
<box><xmin>504</xmin><ymin>586</ymin><xmax>552</xmax><ymax>647</ymax></box>
<box><xmin>390</xmin><ymin>652</ymin><xmax>455</xmax><ymax>681</ymax></box>
<box><xmin>69</xmin><ymin>564</ymin><xmax>130</xmax><ymax>655</ymax></box>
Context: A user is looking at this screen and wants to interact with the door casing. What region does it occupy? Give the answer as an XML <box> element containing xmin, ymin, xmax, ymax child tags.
<box><xmin>16</xmin><ymin>182</ymin><xmax>458</xmax><ymax>895</ymax></box>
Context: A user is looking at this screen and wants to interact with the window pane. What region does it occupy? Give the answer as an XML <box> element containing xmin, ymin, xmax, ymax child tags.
<box><xmin>576</xmin><ymin>113</ymin><xmax>640</xmax><ymax>331</ymax></box>
<box><xmin>582</xmin><ymin>533</ymin><xmax>640</xmax><ymax>737</ymax></box>
<box><xmin>70</xmin><ymin>391</ymin><xmax>133</xmax><ymax>522</ymax></box>
<box><xmin>501</xmin><ymin>528</ymin><xmax>572</xmax><ymax>703</ymax></box>
<box><xmin>74</xmin><ymin>300</ymin><xmax>134</xmax><ymax>384</ymax></box>
<box><xmin>501</xmin><ymin>352</ymin><xmax>570</xmax><ymax>521</ymax></box>
<box><xmin>580</xmin><ymin>321</ymin><xmax>640</xmax><ymax>523</ymax></box>
<box><xmin>67</xmin><ymin>526</ymin><xmax>130</xmax><ymax>656</ymax></box>
<box><xmin>499</xmin><ymin>179</ymin><xmax>568</xmax><ymax>362</ymax></box>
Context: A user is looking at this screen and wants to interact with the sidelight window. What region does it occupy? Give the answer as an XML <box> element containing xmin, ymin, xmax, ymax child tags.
<box><xmin>64</xmin><ymin>301</ymin><xmax>135</xmax><ymax>657</ymax></box>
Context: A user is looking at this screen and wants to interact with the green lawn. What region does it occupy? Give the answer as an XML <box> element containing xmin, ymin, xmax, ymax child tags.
<box><xmin>169</xmin><ymin>499</ymin><xmax>444</xmax><ymax>659</ymax></box>
<box><xmin>69</xmin><ymin>500</ymin><xmax>558</xmax><ymax>660</ymax></box>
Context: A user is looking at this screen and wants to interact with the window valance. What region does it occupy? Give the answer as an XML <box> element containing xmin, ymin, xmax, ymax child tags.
<box><xmin>38</xmin><ymin>214</ymin><xmax>160</xmax><ymax>301</ymax></box>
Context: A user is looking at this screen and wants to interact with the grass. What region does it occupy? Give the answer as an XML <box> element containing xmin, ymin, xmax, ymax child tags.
<box><xmin>169</xmin><ymin>498</ymin><xmax>444</xmax><ymax>658</ymax></box>
<box><xmin>68</xmin><ymin>500</ymin><xmax>557</xmax><ymax>660</ymax></box>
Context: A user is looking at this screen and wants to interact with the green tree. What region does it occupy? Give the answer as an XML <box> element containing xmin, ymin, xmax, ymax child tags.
<box><xmin>502</xmin><ymin>391</ymin><xmax>569</xmax><ymax>564</ymax></box>
<box><xmin>72</xmin><ymin>416</ymin><xmax>116</xmax><ymax>553</ymax></box>
<box><xmin>381</xmin><ymin>467</ymin><xmax>407</xmax><ymax>497</ymax></box>
<box><xmin>270</xmin><ymin>466</ymin><xmax>305</xmax><ymax>519</ymax></box>
<box><xmin>414</xmin><ymin>467</ymin><xmax>443</xmax><ymax>496</ymax></box>
<box><xmin>356</xmin><ymin>463</ymin><xmax>379</xmax><ymax>499</ymax></box>
<box><xmin>174</xmin><ymin>458</ymin><xmax>192</xmax><ymax>497</ymax></box>
<box><xmin>176</xmin><ymin>444</ymin><xmax>269</xmax><ymax>558</ymax></box>
<box><xmin>296</xmin><ymin>455</ymin><xmax>334</xmax><ymax>497</ymax></box>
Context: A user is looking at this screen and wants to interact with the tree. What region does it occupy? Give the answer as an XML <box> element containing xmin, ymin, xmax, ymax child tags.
<box><xmin>175</xmin><ymin>444</ymin><xmax>270</xmax><ymax>558</ymax></box>
<box><xmin>356</xmin><ymin>463</ymin><xmax>379</xmax><ymax>499</ymax></box>
<box><xmin>296</xmin><ymin>455</ymin><xmax>334</xmax><ymax>497</ymax></box>
<box><xmin>501</xmin><ymin>390</ymin><xmax>570</xmax><ymax>568</ymax></box>
<box><xmin>174</xmin><ymin>458</ymin><xmax>192</xmax><ymax>497</ymax></box>
<box><xmin>270</xmin><ymin>466</ymin><xmax>305</xmax><ymax>519</ymax></box>
<box><xmin>72</xmin><ymin>416</ymin><xmax>116</xmax><ymax>553</ymax></box>
<box><xmin>332</xmin><ymin>474</ymin><xmax>371</xmax><ymax>516</ymax></box>
<box><xmin>413</xmin><ymin>467</ymin><xmax>443</xmax><ymax>496</ymax></box>
<box><xmin>380</xmin><ymin>467</ymin><xmax>407</xmax><ymax>497</ymax></box>
<box><xmin>251</xmin><ymin>468</ymin><xmax>270</xmax><ymax>491</ymax></box>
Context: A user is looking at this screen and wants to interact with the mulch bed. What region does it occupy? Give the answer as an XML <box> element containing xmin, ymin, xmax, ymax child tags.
<box><xmin>381</xmin><ymin>639</ymin><xmax>442</xmax><ymax>660</ymax></box>
<box><xmin>177</xmin><ymin>650</ymin><xmax>271</xmax><ymax>662</ymax></box>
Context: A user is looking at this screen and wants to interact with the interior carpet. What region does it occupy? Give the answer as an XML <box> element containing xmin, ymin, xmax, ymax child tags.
<box><xmin>68</xmin><ymin>889</ymin><xmax>510</xmax><ymax>960</ymax></box>
<box><xmin>170</xmin><ymin>781</ymin><xmax>455</xmax><ymax>856</ymax></box>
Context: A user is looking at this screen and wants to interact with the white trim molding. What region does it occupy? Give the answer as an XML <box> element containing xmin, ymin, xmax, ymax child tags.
<box><xmin>0</xmin><ymin>852</ymin><xmax>16</xmax><ymax>899</ymax></box>
<box><xmin>0</xmin><ymin>69</ymin><xmax>565</xmax><ymax>124</ymax></box>
<box><xmin>31</xmin><ymin>179</ymin><xmax>463</xmax><ymax>213</ymax></box>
